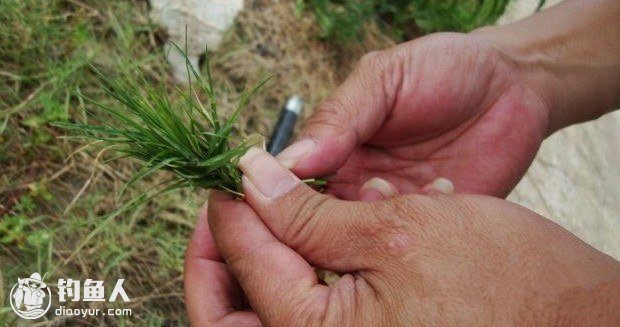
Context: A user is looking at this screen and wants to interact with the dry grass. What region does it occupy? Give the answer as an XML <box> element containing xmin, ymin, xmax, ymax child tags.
<box><xmin>213</xmin><ymin>0</ymin><xmax>395</xmax><ymax>132</ymax></box>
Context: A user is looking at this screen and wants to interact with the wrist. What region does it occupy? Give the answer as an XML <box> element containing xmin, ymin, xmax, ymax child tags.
<box><xmin>471</xmin><ymin>25</ymin><xmax>558</xmax><ymax>135</ymax></box>
<box><xmin>472</xmin><ymin>0</ymin><xmax>620</xmax><ymax>135</ymax></box>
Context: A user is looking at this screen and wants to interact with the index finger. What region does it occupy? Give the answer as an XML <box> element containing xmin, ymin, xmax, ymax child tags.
<box><xmin>276</xmin><ymin>51</ymin><xmax>392</xmax><ymax>178</ymax></box>
<box><xmin>184</xmin><ymin>202</ymin><xmax>260</xmax><ymax>326</ymax></box>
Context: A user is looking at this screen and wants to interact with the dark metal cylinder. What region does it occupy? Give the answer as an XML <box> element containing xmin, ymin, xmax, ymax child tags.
<box><xmin>267</xmin><ymin>96</ymin><xmax>303</xmax><ymax>155</ymax></box>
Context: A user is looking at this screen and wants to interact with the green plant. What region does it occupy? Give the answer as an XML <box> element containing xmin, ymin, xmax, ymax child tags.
<box><xmin>56</xmin><ymin>56</ymin><xmax>262</xmax><ymax>196</ymax></box>
<box><xmin>56</xmin><ymin>50</ymin><xmax>324</xmax><ymax>198</ymax></box>
<box><xmin>0</xmin><ymin>0</ymin><xmax>90</xmax><ymax>143</ymax></box>
<box><xmin>0</xmin><ymin>1</ymin><xmax>197</xmax><ymax>324</ymax></box>
<box><xmin>300</xmin><ymin>0</ymin><xmax>546</xmax><ymax>43</ymax></box>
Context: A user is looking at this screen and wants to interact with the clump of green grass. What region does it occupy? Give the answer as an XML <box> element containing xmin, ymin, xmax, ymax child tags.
<box><xmin>55</xmin><ymin>49</ymin><xmax>325</xmax><ymax>199</ymax></box>
<box><xmin>56</xmin><ymin>54</ymin><xmax>266</xmax><ymax>196</ymax></box>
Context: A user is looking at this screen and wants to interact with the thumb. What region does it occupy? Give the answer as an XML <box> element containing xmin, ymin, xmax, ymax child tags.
<box><xmin>276</xmin><ymin>52</ymin><xmax>394</xmax><ymax>178</ymax></box>
<box><xmin>208</xmin><ymin>190</ymin><xmax>329</xmax><ymax>325</ymax></box>
<box><xmin>240</xmin><ymin>147</ymin><xmax>392</xmax><ymax>271</ymax></box>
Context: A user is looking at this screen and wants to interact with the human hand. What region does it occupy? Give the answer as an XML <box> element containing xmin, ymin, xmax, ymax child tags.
<box><xmin>279</xmin><ymin>0</ymin><xmax>620</xmax><ymax>201</ymax></box>
<box><xmin>276</xmin><ymin>32</ymin><xmax>551</xmax><ymax>199</ymax></box>
<box><xmin>185</xmin><ymin>149</ymin><xmax>620</xmax><ymax>326</ymax></box>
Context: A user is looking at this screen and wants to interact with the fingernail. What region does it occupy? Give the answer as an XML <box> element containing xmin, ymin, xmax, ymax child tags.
<box><xmin>426</xmin><ymin>177</ymin><xmax>454</xmax><ymax>194</ymax></box>
<box><xmin>275</xmin><ymin>139</ymin><xmax>316</xmax><ymax>169</ymax></box>
<box><xmin>240</xmin><ymin>147</ymin><xmax>301</xmax><ymax>199</ymax></box>
<box><xmin>359</xmin><ymin>177</ymin><xmax>397</xmax><ymax>201</ymax></box>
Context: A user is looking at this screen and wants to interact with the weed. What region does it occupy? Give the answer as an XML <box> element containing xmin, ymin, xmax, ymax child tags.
<box><xmin>55</xmin><ymin>47</ymin><xmax>275</xmax><ymax>201</ymax></box>
<box><xmin>1</xmin><ymin>1</ymin><xmax>193</xmax><ymax>324</ymax></box>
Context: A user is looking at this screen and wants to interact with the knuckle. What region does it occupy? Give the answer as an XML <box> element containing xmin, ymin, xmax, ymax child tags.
<box><xmin>307</xmin><ymin>96</ymin><xmax>352</xmax><ymax>129</ymax></box>
<box><xmin>279</xmin><ymin>188</ymin><xmax>331</xmax><ymax>250</ymax></box>
<box><xmin>285</xmin><ymin>298</ymin><xmax>328</xmax><ymax>327</ymax></box>
<box><xmin>355</xmin><ymin>51</ymin><xmax>385</xmax><ymax>82</ymax></box>
<box><xmin>361</xmin><ymin>200</ymin><xmax>411</xmax><ymax>236</ymax></box>
<box><xmin>388</xmin><ymin>196</ymin><xmax>438</xmax><ymax>227</ymax></box>
<box><xmin>352</xmin><ymin>198</ymin><xmax>423</xmax><ymax>258</ymax></box>
<box><xmin>359</xmin><ymin>50</ymin><xmax>383</xmax><ymax>67</ymax></box>
<box><xmin>355</xmin><ymin>50</ymin><xmax>387</xmax><ymax>79</ymax></box>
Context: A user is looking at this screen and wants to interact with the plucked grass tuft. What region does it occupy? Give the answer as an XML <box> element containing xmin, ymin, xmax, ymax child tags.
<box><xmin>55</xmin><ymin>53</ymin><xmax>268</xmax><ymax>196</ymax></box>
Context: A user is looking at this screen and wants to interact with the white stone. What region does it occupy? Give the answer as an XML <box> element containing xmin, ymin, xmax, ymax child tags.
<box><xmin>150</xmin><ymin>0</ymin><xmax>244</xmax><ymax>83</ymax></box>
<box><xmin>497</xmin><ymin>0</ymin><xmax>563</xmax><ymax>25</ymax></box>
